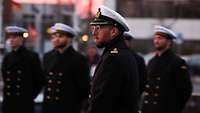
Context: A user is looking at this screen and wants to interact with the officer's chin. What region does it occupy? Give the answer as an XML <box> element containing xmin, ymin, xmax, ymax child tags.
<box><xmin>96</xmin><ymin>42</ymin><xmax>106</xmax><ymax>48</ymax></box>
<box><xmin>55</xmin><ymin>44</ymin><xmax>67</xmax><ymax>49</ymax></box>
<box><xmin>96</xmin><ymin>44</ymin><xmax>104</xmax><ymax>48</ymax></box>
<box><xmin>155</xmin><ymin>47</ymin><xmax>164</xmax><ymax>51</ymax></box>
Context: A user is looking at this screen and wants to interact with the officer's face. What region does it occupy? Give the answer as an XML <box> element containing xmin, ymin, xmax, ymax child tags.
<box><xmin>51</xmin><ymin>33</ymin><xmax>71</xmax><ymax>49</ymax></box>
<box><xmin>90</xmin><ymin>25</ymin><xmax>114</xmax><ymax>48</ymax></box>
<box><xmin>7</xmin><ymin>35</ymin><xmax>23</xmax><ymax>49</ymax></box>
<box><xmin>153</xmin><ymin>34</ymin><xmax>171</xmax><ymax>51</ymax></box>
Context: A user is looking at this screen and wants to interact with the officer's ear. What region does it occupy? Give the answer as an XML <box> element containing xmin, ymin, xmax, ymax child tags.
<box><xmin>110</xmin><ymin>27</ymin><xmax>120</xmax><ymax>38</ymax></box>
<box><xmin>167</xmin><ymin>39</ymin><xmax>173</xmax><ymax>48</ymax></box>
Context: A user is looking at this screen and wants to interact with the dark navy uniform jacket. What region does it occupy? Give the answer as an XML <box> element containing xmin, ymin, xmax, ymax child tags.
<box><xmin>88</xmin><ymin>35</ymin><xmax>140</xmax><ymax>113</ymax></box>
<box><xmin>1</xmin><ymin>46</ymin><xmax>44</xmax><ymax>113</ymax></box>
<box><xmin>42</xmin><ymin>46</ymin><xmax>90</xmax><ymax>113</ymax></box>
<box><xmin>132</xmin><ymin>52</ymin><xmax>147</xmax><ymax>95</ymax></box>
<box><xmin>141</xmin><ymin>49</ymin><xmax>192</xmax><ymax>113</ymax></box>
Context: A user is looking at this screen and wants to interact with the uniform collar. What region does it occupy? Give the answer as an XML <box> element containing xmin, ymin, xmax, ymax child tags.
<box><xmin>155</xmin><ymin>49</ymin><xmax>173</xmax><ymax>58</ymax></box>
<box><xmin>103</xmin><ymin>34</ymin><xmax>127</xmax><ymax>54</ymax></box>
<box><xmin>11</xmin><ymin>46</ymin><xmax>26</xmax><ymax>53</ymax></box>
<box><xmin>54</xmin><ymin>46</ymin><xmax>74</xmax><ymax>55</ymax></box>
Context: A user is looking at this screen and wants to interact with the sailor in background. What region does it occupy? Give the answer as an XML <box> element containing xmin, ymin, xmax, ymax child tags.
<box><xmin>1</xmin><ymin>26</ymin><xmax>44</xmax><ymax>113</ymax></box>
<box><xmin>85</xmin><ymin>41</ymin><xmax>100</xmax><ymax>78</ymax></box>
<box><xmin>42</xmin><ymin>23</ymin><xmax>90</xmax><ymax>113</ymax></box>
<box><xmin>123</xmin><ymin>32</ymin><xmax>147</xmax><ymax>96</ymax></box>
<box><xmin>141</xmin><ymin>25</ymin><xmax>192</xmax><ymax>113</ymax></box>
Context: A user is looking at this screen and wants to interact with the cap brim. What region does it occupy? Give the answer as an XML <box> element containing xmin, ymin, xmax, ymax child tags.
<box><xmin>53</xmin><ymin>30</ymin><xmax>75</xmax><ymax>38</ymax></box>
<box><xmin>90</xmin><ymin>21</ymin><xmax>114</xmax><ymax>25</ymax></box>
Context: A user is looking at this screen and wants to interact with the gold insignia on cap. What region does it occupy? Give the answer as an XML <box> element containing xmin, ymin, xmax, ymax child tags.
<box><xmin>110</xmin><ymin>48</ymin><xmax>118</xmax><ymax>54</ymax></box>
<box><xmin>180</xmin><ymin>65</ymin><xmax>187</xmax><ymax>70</ymax></box>
<box><xmin>96</xmin><ymin>8</ymin><xmax>101</xmax><ymax>18</ymax></box>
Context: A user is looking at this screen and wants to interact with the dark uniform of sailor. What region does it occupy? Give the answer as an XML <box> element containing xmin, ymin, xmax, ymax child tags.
<box><xmin>1</xmin><ymin>26</ymin><xmax>44</xmax><ymax>113</ymax></box>
<box><xmin>88</xmin><ymin>6</ymin><xmax>139</xmax><ymax>113</ymax></box>
<box><xmin>141</xmin><ymin>25</ymin><xmax>192</xmax><ymax>113</ymax></box>
<box><xmin>42</xmin><ymin>23</ymin><xmax>90</xmax><ymax>113</ymax></box>
<box><xmin>123</xmin><ymin>32</ymin><xmax>147</xmax><ymax>95</ymax></box>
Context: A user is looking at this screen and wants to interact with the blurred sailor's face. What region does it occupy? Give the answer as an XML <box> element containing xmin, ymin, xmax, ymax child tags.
<box><xmin>90</xmin><ymin>25</ymin><xmax>113</xmax><ymax>48</ymax></box>
<box><xmin>51</xmin><ymin>32</ymin><xmax>71</xmax><ymax>49</ymax></box>
<box><xmin>86</xmin><ymin>47</ymin><xmax>97</xmax><ymax>57</ymax></box>
<box><xmin>153</xmin><ymin>34</ymin><xmax>171</xmax><ymax>51</ymax></box>
<box><xmin>7</xmin><ymin>35</ymin><xmax>23</xmax><ymax>49</ymax></box>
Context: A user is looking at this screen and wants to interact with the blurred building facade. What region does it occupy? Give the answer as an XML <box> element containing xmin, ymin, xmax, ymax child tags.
<box><xmin>117</xmin><ymin>0</ymin><xmax>200</xmax><ymax>54</ymax></box>
<box><xmin>1</xmin><ymin>0</ymin><xmax>200</xmax><ymax>55</ymax></box>
<box><xmin>118</xmin><ymin>0</ymin><xmax>200</xmax><ymax>18</ymax></box>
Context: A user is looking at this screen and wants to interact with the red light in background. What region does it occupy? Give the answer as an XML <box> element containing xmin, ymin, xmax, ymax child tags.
<box><xmin>12</xmin><ymin>0</ymin><xmax>73</xmax><ymax>5</ymax></box>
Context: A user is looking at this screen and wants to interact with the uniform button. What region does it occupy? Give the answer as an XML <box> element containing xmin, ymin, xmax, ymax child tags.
<box><xmin>6</xmin><ymin>85</ymin><xmax>11</xmax><ymax>88</ymax></box>
<box><xmin>16</xmin><ymin>85</ymin><xmax>20</xmax><ymax>88</ymax></box>
<box><xmin>48</xmin><ymin>80</ymin><xmax>53</xmax><ymax>83</ymax></box>
<box><xmin>47</xmin><ymin>88</ymin><xmax>51</xmax><ymax>91</ymax></box>
<box><xmin>157</xmin><ymin>77</ymin><xmax>160</xmax><ymax>80</ymax></box>
<box><xmin>144</xmin><ymin>100</ymin><xmax>148</xmax><ymax>104</ymax></box>
<box><xmin>144</xmin><ymin>92</ymin><xmax>149</xmax><ymax>96</ymax></box>
<box><xmin>55</xmin><ymin>97</ymin><xmax>60</xmax><ymax>100</ymax></box>
<box><xmin>6</xmin><ymin>92</ymin><xmax>11</xmax><ymax>96</ymax></box>
<box><xmin>17</xmin><ymin>78</ymin><xmax>21</xmax><ymax>81</ymax></box>
<box><xmin>156</xmin><ymin>86</ymin><xmax>160</xmax><ymax>89</ymax></box>
<box><xmin>154</xmin><ymin>93</ymin><xmax>158</xmax><ymax>97</ymax></box>
<box><xmin>6</xmin><ymin>71</ymin><xmax>11</xmax><ymax>74</ymax></box>
<box><xmin>89</xmin><ymin>94</ymin><xmax>91</xmax><ymax>98</ymax></box>
<box><xmin>58</xmin><ymin>73</ymin><xmax>63</xmax><ymax>76</ymax></box>
<box><xmin>16</xmin><ymin>92</ymin><xmax>20</xmax><ymax>96</ymax></box>
<box><xmin>6</xmin><ymin>78</ymin><xmax>11</xmax><ymax>81</ymax></box>
<box><xmin>153</xmin><ymin>101</ymin><xmax>157</xmax><ymax>104</ymax></box>
<box><xmin>146</xmin><ymin>84</ymin><xmax>150</xmax><ymax>88</ymax></box>
<box><xmin>17</xmin><ymin>70</ymin><xmax>22</xmax><ymax>74</ymax></box>
<box><xmin>57</xmin><ymin>81</ymin><xmax>62</xmax><ymax>84</ymax></box>
<box><xmin>49</xmin><ymin>72</ymin><xmax>53</xmax><ymax>75</ymax></box>
<box><xmin>46</xmin><ymin>96</ymin><xmax>51</xmax><ymax>99</ymax></box>
<box><xmin>56</xmin><ymin>89</ymin><xmax>60</xmax><ymax>92</ymax></box>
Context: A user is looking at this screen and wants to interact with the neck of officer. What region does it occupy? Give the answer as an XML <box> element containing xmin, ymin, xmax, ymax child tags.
<box><xmin>156</xmin><ymin>46</ymin><xmax>171</xmax><ymax>57</ymax></box>
<box><xmin>157</xmin><ymin>40</ymin><xmax>173</xmax><ymax>56</ymax></box>
<box><xmin>12</xmin><ymin>45</ymin><xmax>23</xmax><ymax>52</ymax></box>
<box><xmin>107</xmin><ymin>31</ymin><xmax>122</xmax><ymax>45</ymax></box>
<box><xmin>57</xmin><ymin>43</ymin><xmax>71</xmax><ymax>54</ymax></box>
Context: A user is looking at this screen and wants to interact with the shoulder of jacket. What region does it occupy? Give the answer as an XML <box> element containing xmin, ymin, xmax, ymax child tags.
<box><xmin>173</xmin><ymin>55</ymin><xmax>188</xmax><ymax>70</ymax></box>
<box><xmin>26</xmin><ymin>49</ymin><xmax>38</xmax><ymax>56</ymax></box>
<box><xmin>43</xmin><ymin>50</ymin><xmax>55</xmax><ymax>58</ymax></box>
<box><xmin>74</xmin><ymin>51</ymin><xmax>87</xmax><ymax>61</ymax></box>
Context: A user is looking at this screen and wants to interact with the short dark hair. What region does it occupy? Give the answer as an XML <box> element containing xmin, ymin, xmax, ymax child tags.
<box><xmin>155</xmin><ymin>32</ymin><xmax>174</xmax><ymax>40</ymax></box>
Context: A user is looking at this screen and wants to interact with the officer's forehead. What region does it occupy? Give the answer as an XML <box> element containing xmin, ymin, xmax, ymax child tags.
<box><xmin>51</xmin><ymin>32</ymin><xmax>66</xmax><ymax>36</ymax></box>
<box><xmin>154</xmin><ymin>34</ymin><xmax>170</xmax><ymax>40</ymax></box>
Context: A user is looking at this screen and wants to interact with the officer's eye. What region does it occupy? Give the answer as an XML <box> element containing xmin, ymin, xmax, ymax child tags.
<box><xmin>91</xmin><ymin>25</ymin><xmax>101</xmax><ymax>31</ymax></box>
<box><xmin>52</xmin><ymin>33</ymin><xmax>65</xmax><ymax>38</ymax></box>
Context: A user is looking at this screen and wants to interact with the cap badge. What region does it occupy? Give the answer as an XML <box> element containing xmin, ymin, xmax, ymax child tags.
<box><xmin>96</xmin><ymin>8</ymin><xmax>101</xmax><ymax>18</ymax></box>
<box><xmin>110</xmin><ymin>48</ymin><xmax>118</xmax><ymax>54</ymax></box>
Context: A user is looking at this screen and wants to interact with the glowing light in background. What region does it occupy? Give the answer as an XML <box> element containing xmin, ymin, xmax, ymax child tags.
<box><xmin>81</xmin><ymin>34</ymin><xmax>89</xmax><ymax>42</ymax></box>
<box><xmin>23</xmin><ymin>32</ymin><xmax>29</xmax><ymax>38</ymax></box>
<box><xmin>76</xmin><ymin>0</ymin><xmax>104</xmax><ymax>18</ymax></box>
<box><xmin>12</xmin><ymin>0</ymin><xmax>105</xmax><ymax>18</ymax></box>
<box><xmin>12</xmin><ymin>0</ymin><xmax>73</xmax><ymax>5</ymax></box>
